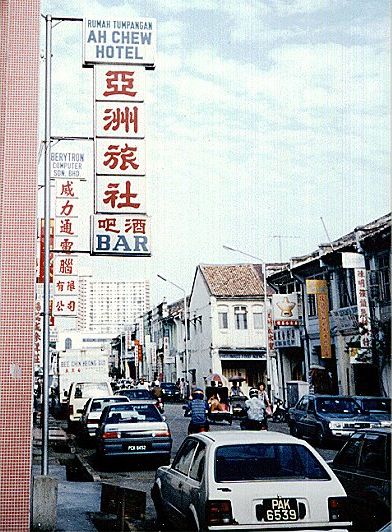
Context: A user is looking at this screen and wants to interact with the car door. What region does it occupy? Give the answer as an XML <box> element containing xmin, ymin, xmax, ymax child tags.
<box><xmin>181</xmin><ymin>442</ymin><xmax>207</xmax><ymax>528</ymax></box>
<box><xmin>303</xmin><ymin>396</ymin><xmax>317</xmax><ymax>439</ymax></box>
<box><xmin>161</xmin><ymin>438</ymin><xmax>198</xmax><ymax>528</ymax></box>
<box><xmin>295</xmin><ymin>396</ymin><xmax>309</xmax><ymax>436</ymax></box>
<box><xmin>352</xmin><ymin>432</ymin><xmax>389</xmax><ymax>528</ymax></box>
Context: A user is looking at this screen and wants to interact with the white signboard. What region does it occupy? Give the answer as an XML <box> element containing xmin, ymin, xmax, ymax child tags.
<box><xmin>272</xmin><ymin>293</ymin><xmax>299</xmax><ymax>325</ymax></box>
<box><xmin>342</xmin><ymin>252</ymin><xmax>366</xmax><ymax>269</ymax></box>
<box><xmin>53</xmin><ymin>295</ymin><xmax>78</xmax><ymax>317</ymax></box>
<box><xmin>54</xmin><ymin>255</ymin><xmax>78</xmax><ymax>276</ymax></box>
<box><xmin>50</xmin><ymin>149</ymin><xmax>91</xmax><ymax>179</ymax></box>
<box><xmin>95</xmin><ymin>65</ymin><xmax>145</xmax><ymax>102</ymax></box>
<box><xmin>353</xmin><ymin>267</ymin><xmax>372</xmax><ymax>362</ymax></box>
<box><xmin>54</xmin><ymin>276</ymin><xmax>79</xmax><ymax>296</ymax></box>
<box><xmin>83</xmin><ymin>18</ymin><xmax>156</xmax><ymax>66</ymax></box>
<box><xmin>95</xmin><ymin>176</ymin><xmax>146</xmax><ymax>214</ymax></box>
<box><xmin>91</xmin><ymin>214</ymin><xmax>151</xmax><ymax>256</ymax></box>
<box><xmin>95</xmin><ymin>102</ymin><xmax>145</xmax><ymax>138</ymax></box>
<box><xmin>95</xmin><ymin>138</ymin><xmax>146</xmax><ymax>175</ymax></box>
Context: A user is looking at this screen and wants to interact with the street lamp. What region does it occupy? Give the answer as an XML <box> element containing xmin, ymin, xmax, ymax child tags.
<box><xmin>157</xmin><ymin>274</ymin><xmax>189</xmax><ymax>385</ymax></box>
<box><xmin>222</xmin><ymin>245</ymin><xmax>275</xmax><ymax>398</ymax></box>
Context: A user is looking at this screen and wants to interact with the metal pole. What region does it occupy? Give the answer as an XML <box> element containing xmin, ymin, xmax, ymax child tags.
<box><xmin>42</xmin><ymin>14</ymin><xmax>52</xmax><ymax>476</ymax></box>
<box><xmin>183</xmin><ymin>290</ymin><xmax>189</xmax><ymax>394</ymax></box>
<box><xmin>263</xmin><ymin>262</ymin><xmax>274</xmax><ymax>400</ymax></box>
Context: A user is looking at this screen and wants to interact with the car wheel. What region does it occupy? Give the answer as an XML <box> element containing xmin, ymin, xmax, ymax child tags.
<box><xmin>152</xmin><ymin>487</ymin><xmax>168</xmax><ymax>530</ymax></box>
<box><xmin>315</xmin><ymin>426</ymin><xmax>325</xmax><ymax>447</ymax></box>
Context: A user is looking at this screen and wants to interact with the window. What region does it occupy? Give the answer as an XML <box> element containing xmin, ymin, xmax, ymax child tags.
<box><xmin>215</xmin><ymin>444</ymin><xmax>330</xmax><ymax>482</ymax></box>
<box><xmin>218</xmin><ymin>306</ymin><xmax>228</xmax><ymax>329</ymax></box>
<box><xmin>338</xmin><ymin>269</ymin><xmax>356</xmax><ymax>308</ymax></box>
<box><xmin>65</xmin><ymin>337</ymin><xmax>72</xmax><ymax>349</ymax></box>
<box><xmin>297</xmin><ymin>396</ymin><xmax>309</xmax><ymax>411</ymax></box>
<box><xmin>253</xmin><ymin>305</ymin><xmax>263</xmax><ymax>329</ymax></box>
<box><xmin>189</xmin><ymin>443</ymin><xmax>206</xmax><ymax>482</ymax></box>
<box><xmin>234</xmin><ymin>306</ymin><xmax>248</xmax><ymax>330</ymax></box>
<box><xmin>333</xmin><ymin>433</ymin><xmax>363</xmax><ymax>469</ymax></box>
<box><xmin>307</xmin><ymin>294</ymin><xmax>317</xmax><ymax>317</ymax></box>
<box><xmin>378</xmin><ymin>254</ymin><xmax>391</xmax><ymax>303</ymax></box>
<box><xmin>308</xmin><ymin>397</ymin><xmax>315</xmax><ymax>413</ymax></box>
<box><xmin>359</xmin><ymin>434</ymin><xmax>387</xmax><ymax>475</ymax></box>
<box><xmin>172</xmin><ymin>439</ymin><xmax>198</xmax><ymax>476</ymax></box>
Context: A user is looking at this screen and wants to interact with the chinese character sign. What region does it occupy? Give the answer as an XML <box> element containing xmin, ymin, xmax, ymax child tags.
<box><xmin>95</xmin><ymin>176</ymin><xmax>146</xmax><ymax>214</ymax></box>
<box><xmin>95</xmin><ymin>66</ymin><xmax>145</xmax><ymax>101</ymax></box>
<box><xmin>354</xmin><ymin>267</ymin><xmax>372</xmax><ymax>362</ymax></box>
<box><xmin>95</xmin><ymin>102</ymin><xmax>145</xmax><ymax>137</ymax></box>
<box><xmin>306</xmin><ymin>279</ymin><xmax>332</xmax><ymax>359</ymax></box>
<box><xmin>95</xmin><ymin>138</ymin><xmax>146</xmax><ymax>176</ymax></box>
<box><xmin>91</xmin><ymin>214</ymin><xmax>151</xmax><ymax>256</ymax></box>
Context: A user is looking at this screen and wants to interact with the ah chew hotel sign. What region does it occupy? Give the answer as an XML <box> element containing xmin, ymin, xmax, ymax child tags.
<box><xmin>83</xmin><ymin>18</ymin><xmax>156</xmax><ymax>67</ymax></box>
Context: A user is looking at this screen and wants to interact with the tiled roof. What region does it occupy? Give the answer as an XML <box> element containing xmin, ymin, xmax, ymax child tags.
<box><xmin>200</xmin><ymin>264</ymin><xmax>266</xmax><ymax>297</ymax></box>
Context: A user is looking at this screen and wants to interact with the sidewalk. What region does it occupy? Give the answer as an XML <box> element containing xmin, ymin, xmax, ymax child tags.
<box><xmin>33</xmin><ymin>424</ymin><xmax>100</xmax><ymax>532</ymax></box>
<box><xmin>32</xmin><ymin>464</ymin><xmax>100</xmax><ymax>532</ymax></box>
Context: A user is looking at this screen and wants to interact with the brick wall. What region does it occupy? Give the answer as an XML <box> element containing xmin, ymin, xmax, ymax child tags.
<box><xmin>0</xmin><ymin>1</ymin><xmax>40</xmax><ymax>530</ymax></box>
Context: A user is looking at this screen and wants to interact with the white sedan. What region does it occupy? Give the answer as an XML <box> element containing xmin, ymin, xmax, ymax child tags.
<box><xmin>151</xmin><ymin>431</ymin><xmax>351</xmax><ymax>531</ymax></box>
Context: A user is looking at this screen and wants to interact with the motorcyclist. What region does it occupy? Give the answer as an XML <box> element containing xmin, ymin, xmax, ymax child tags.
<box><xmin>241</xmin><ymin>387</ymin><xmax>268</xmax><ymax>430</ymax></box>
<box><xmin>187</xmin><ymin>388</ymin><xmax>209</xmax><ymax>434</ymax></box>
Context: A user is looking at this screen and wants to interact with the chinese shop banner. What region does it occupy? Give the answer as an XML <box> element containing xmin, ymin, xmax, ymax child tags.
<box><xmin>90</xmin><ymin>214</ymin><xmax>151</xmax><ymax>256</ymax></box>
<box><xmin>95</xmin><ymin>176</ymin><xmax>146</xmax><ymax>214</ymax></box>
<box><xmin>306</xmin><ymin>279</ymin><xmax>332</xmax><ymax>359</ymax></box>
<box><xmin>83</xmin><ymin>18</ymin><xmax>156</xmax><ymax>66</ymax></box>
<box><xmin>353</xmin><ymin>268</ymin><xmax>372</xmax><ymax>363</ymax></box>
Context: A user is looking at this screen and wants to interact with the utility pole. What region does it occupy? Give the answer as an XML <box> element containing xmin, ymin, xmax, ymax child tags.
<box><xmin>272</xmin><ymin>235</ymin><xmax>300</xmax><ymax>262</ymax></box>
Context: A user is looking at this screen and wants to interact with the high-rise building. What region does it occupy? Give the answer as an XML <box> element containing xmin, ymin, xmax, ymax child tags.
<box><xmin>78</xmin><ymin>275</ymin><xmax>150</xmax><ymax>333</ymax></box>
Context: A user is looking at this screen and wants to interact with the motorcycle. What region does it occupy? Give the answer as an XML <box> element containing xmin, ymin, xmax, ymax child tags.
<box><xmin>270</xmin><ymin>397</ymin><xmax>288</xmax><ymax>423</ymax></box>
<box><xmin>240</xmin><ymin>414</ymin><xmax>268</xmax><ymax>431</ymax></box>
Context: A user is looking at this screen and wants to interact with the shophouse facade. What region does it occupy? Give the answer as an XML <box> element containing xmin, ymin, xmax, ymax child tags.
<box><xmin>267</xmin><ymin>213</ymin><xmax>391</xmax><ymax>400</ymax></box>
<box><xmin>188</xmin><ymin>264</ymin><xmax>271</xmax><ymax>395</ymax></box>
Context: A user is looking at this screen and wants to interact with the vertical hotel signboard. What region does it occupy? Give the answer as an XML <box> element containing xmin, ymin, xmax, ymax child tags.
<box><xmin>306</xmin><ymin>279</ymin><xmax>332</xmax><ymax>359</ymax></box>
<box><xmin>83</xmin><ymin>17</ymin><xmax>156</xmax><ymax>256</ymax></box>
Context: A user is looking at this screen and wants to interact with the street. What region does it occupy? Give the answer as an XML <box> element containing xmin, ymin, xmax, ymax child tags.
<box><xmin>70</xmin><ymin>402</ymin><xmax>340</xmax><ymax>529</ymax></box>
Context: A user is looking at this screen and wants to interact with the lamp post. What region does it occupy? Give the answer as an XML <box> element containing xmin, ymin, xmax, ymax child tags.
<box><xmin>222</xmin><ymin>245</ymin><xmax>274</xmax><ymax>398</ymax></box>
<box><xmin>157</xmin><ymin>274</ymin><xmax>189</xmax><ymax>386</ymax></box>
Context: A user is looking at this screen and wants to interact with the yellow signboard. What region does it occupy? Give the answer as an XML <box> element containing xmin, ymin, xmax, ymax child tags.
<box><xmin>306</xmin><ymin>279</ymin><xmax>328</xmax><ymax>295</ymax></box>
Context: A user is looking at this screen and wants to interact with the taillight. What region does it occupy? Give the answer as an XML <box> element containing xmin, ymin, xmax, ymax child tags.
<box><xmin>328</xmin><ymin>497</ymin><xmax>349</xmax><ymax>522</ymax></box>
<box><xmin>206</xmin><ymin>500</ymin><xmax>233</xmax><ymax>526</ymax></box>
<box><xmin>153</xmin><ymin>431</ymin><xmax>171</xmax><ymax>437</ymax></box>
<box><xmin>102</xmin><ymin>431</ymin><xmax>120</xmax><ymax>439</ymax></box>
<box><xmin>69</xmin><ymin>405</ymin><xmax>74</xmax><ymax>416</ymax></box>
<box><xmin>87</xmin><ymin>419</ymin><xmax>97</xmax><ymax>425</ymax></box>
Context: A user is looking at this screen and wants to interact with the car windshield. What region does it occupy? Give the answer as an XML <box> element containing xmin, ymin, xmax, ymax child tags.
<box><xmin>76</xmin><ymin>383</ymin><xmax>110</xmax><ymax>396</ymax></box>
<box><xmin>161</xmin><ymin>383</ymin><xmax>175</xmax><ymax>390</ymax></box>
<box><xmin>91</xmin><ymin>397</ymin><xmax>126</xmax><ymax>412</ymax></box>
<box><xmin>215</xmin><ymin>444</ymin><xmax>330</xmax><ymax>482</ymax></box>
<box><xmin>120</xmin><ymin>389</ymin><xmax>152</xmax><ymax>400</ymax></box>
<box><xmin>316</xmin><ymin>398</ymin><xmax>362</xmax><ymax>414</ymax></box>
<box><xmin>361</xmin><ymin>398</ymin><xmax>391</xmax><ymax>413</ymax></box>
<box><xmin>107</xmin><ymin>404</ymin><xmax>161</xmax><ymax>423</ymax></box>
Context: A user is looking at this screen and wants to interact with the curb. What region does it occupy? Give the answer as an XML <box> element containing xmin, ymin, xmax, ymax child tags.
<box><xmin>75</xmin><ymin>453</ymin><xmax>101</xmax><ymax>483</ymax></box>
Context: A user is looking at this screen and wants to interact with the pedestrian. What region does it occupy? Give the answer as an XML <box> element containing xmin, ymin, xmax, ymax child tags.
<box><xmin>243</xmin><ymin>387</ymin><xmax>267</xmax><ymax>430</ymax></box>
<box><xmin>179</xmin><ymin>378</ymin><xmax>185</xmax><ymax>400</ymax></box>
<box><xmin>187</xmin><ymin>388</ymin><xmax>209</xmax><ymax>434</ymax></box>
<box><xmin>137</xmin><ymin>378</ymin><xmax>150</xmax><ymax>390</ymax></box>
<box><xmin>258</xmin><ymin>382</ymin><xmax>272</xmax><ymax>416</ymax></box>
<box><xmin>230</xmin><ymin>381</ymin><xmax>244</xmax><ymax>396</ymax></box>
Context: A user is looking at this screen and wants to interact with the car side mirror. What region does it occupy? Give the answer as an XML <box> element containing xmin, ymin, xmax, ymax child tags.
<box><xmin>162</xmin><ymin>415</ymin><xmax>166</xmax><ymax>421</ymax></box>
<box><xmin>64</xmin><ymin>390</ymin><xmax>68</xmax><ymax>397</ymax></box>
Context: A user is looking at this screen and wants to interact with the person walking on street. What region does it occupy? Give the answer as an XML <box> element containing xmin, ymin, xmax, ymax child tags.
<box><xmin>258</xmin><ymin>382</ymin><xmax>272</xmax><ymax>416</ymax></box>
<box><xmin>187</xmin><ymin>388</ymin><xmax>209</xmax><ymax>434</ymax></box>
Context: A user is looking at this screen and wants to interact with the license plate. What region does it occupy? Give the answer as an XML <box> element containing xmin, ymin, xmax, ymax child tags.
<box><xmin>256</xmin><ymin>498</ymin><xmax>298</xmax><ymax>522</ymax></box>
<box><xmin>127</xmin><ymin>444</ymin><xmax>148</xmax><ymax>452</ymax></box>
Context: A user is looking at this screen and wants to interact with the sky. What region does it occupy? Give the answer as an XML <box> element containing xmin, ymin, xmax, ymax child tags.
<box><xmin>39</xmin><ymin>0</ymin><xmax>390</xmax><ymax>307</ymax></box>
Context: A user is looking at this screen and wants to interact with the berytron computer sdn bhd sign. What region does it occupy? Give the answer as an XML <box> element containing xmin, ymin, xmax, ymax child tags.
<box><xmin>83</xmin><ymin>17</ymin><xmax>156</xmax><ymax>67</ymax></box>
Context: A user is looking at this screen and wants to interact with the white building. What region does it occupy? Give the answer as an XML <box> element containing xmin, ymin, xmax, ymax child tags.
<box><xmin>77</xmin><ymin>274</ymin><xmax>150</xmax><ymax>334</ymax></box>
<box><xmin>188</xmin><ymin>264</ymin><xmax>269</xmax><ymax>395</ymax></box>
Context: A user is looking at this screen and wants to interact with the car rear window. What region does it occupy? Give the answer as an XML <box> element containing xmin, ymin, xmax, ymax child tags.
<box><xmin>120</xmin><ymin>389</ymin><xmax>152</xmax><ymax>400</ymax></box>
<box><xmin>215</xmin><ymin>444</ymin><xmax>330</xmax><ymax>482</ymax></box>
<box><xmin>362</xmin><ymin>398</ymin><xmax>391</xmax><ymax>413</ymax></box>
<box><xmin>91</xmin><ymin>397</ymin><xmax>126</xmax><ymax>411</ymax></box>
<box><xmin>316</xmin><ymin>398</ymin><xmax>361</xmax><ymax>414</ymax></box>
<box><xmin>107</xmin><ymin>404</ymin><xmax>162</xmax><ymax>423</ymax></box>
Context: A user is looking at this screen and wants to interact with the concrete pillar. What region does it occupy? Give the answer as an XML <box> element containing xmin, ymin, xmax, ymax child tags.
<box><xmin>31</xmin><ymin>476</ymin><xmax>58</xmax><ymax>532</ymax></box>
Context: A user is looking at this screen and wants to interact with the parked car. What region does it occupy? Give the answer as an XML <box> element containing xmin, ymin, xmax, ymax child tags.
<box><xmin>330</xmin><ymin>427</ymin><xmax>391</xmax><ymax>531</ymax></box>
<box><xmin>67</xmin><ymin>381</ymin><xmax>113</xmax><ymax>430</ymax></box>
<box><xmin>115</xmin><ymin>387</ymin><xmax>164</xmax><ymax>413</ymax></box>
<box><xmin>352</xmin><ymin>396</ymin><xmax>391</xmax><ymax>426</ymax></box>
<box><xmin>79</xmin><ymin>395</ymin><xmax>130</xmax><ymax>440</ymax></box>
<box><xmin>151</xmin><ymin>431</ymin><xmax>351</xmax><ymax>531</ymax></box>
<box><xmin>288</xmin><ymin>394</ymin><xmax>379</xmax><ymax>446</ymax></box>
<box><xmin>160</xmin><ymin>382</ymin><xmax>181</xmax><ymax>402</ymax></box>
<box><xmin>96</xmin><ymin>402</ymin><xmax>172</xmax><ymax>465</ymax></box>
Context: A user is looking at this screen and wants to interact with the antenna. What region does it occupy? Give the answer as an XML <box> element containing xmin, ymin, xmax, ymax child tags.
<box><xmin>272</xmin><ymin>235</ymin><xmax>300</xmax><ymax>262</ymax></box>
<box><xmin>320</xmin><ymin>217</ymin><xmax>335</xmax><ymax>251</ymax></box>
